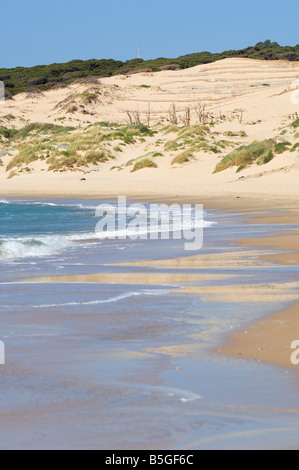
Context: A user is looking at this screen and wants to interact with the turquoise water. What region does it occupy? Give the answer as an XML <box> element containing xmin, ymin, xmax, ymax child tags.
<box><xmin>0</xmin><ymin>199</ymin><xmax>107</xmax><ymax>260</ymax></box>
<box><xmin>1</xmin><ymin>198</ymin><xmax>299</xmax><ymax>449</ymax></box>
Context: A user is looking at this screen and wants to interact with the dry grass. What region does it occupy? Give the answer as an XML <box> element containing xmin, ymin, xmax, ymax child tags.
<box><xmin>131</xmin><ymin>158</ymin><xmax>157</xmax><ymax>172</ymax></box>
<box><xmin>214</xmin><ymin>139</ymin><xmax>277</xmax><ymax>173</ymax></box>
<box><xmin>171</xmin><ymin>150</ymin><xmax>194</xmax><ymax>165</ymax></box>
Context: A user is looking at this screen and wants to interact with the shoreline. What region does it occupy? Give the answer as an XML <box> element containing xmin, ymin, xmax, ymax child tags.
<box><xmin>2</xmin><ymin>194</ymin><xmax>299</xmax><ymax>372</ymax></box>
<box><xmin>2</xmin><ymin>191</ymin><xmax>299</xmax><ymax>212</ymax></box>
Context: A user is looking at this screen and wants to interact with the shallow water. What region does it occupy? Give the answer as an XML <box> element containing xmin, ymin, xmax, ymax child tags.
<box><xmin>1</xmin><ymin>198</ymin><xmax>299</xmax><ymax>449</ymax></box>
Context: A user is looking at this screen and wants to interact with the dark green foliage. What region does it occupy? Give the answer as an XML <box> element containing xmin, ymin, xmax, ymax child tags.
<box><xmin>2</xmin><ymin>41</ymin><xmax>299</xmax><ymax>97</ymax></box>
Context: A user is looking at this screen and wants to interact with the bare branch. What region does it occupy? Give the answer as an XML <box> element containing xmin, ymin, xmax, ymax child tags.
<box><xmin>169</xmin><ymin>103</ymin><xmax>178</xmax><ymax>125</ymax></box>
<box><xmin>126</xmin><ymin>111</ymin><xmax>133</xmax><ymax>125</ymax></box>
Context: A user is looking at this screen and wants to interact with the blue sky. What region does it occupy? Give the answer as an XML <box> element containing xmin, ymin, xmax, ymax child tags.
<box><xmin>1</xmin><ymin>0</ymin><xmax>298</xmax><ymax>68</ymax></box>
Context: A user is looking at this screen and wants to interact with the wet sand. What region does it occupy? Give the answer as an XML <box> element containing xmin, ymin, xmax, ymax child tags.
<box><xmin>221</xmin><ymin>301</ymin><xmax>299</xmax><ymax>369</ymax></box>
<box><xmin>218</xmin><ymin>208</ymin><xmax>299</xmax><ymax>370</ymax></box>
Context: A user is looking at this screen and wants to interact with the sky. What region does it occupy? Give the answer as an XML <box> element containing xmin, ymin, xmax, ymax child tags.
<box><xmin>1</xmin><ymin>0</ymin><xmax>299</xmax><ymax>68</ymax></box>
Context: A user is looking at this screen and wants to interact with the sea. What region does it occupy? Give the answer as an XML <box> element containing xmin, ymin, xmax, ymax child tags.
<box><xmin>1</xmin><ymin>198</ymin><xmax>299</xmax><ymax>450</ymax></box>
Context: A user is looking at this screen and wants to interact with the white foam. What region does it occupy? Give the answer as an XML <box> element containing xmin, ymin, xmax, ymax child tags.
<box><xmin>0</xmin><ymin>235</ymin><xmax>71</xmax><ymax>260</ymax></box>
<box><xmin>34</xmin><ymin>289</ymin><xmax>170</xmax><ymax>309</ymax></box>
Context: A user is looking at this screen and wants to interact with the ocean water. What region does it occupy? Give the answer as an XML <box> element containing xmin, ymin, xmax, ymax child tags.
<box><xmin>1</xmin><ymin>198</ymin><xmax>299</xmax><ymax>450</ymax></box>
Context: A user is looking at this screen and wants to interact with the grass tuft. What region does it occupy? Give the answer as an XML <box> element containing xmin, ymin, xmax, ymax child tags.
<box><xmin>214</xmin><ymin>139</ymin><xmax>276</xmax><ymax>173</ymax></box>
<box><xmin>131</xmin><ymin>158</ymin><xmax>157</xmax><ymax>172</ymax></box>
<box><xmin>171</xmin><ymin>150</ymin><xmax>194</xmax><ymax>165</ymax></box>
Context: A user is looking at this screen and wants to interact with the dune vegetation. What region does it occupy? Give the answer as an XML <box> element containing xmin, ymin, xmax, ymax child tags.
<box><xmin>214</xmin><ymin>138</ymin><xmax>294</xmax><ymax>173</ymax></box>
<box><xmin>1</xmin><ymin>113</ymin><xmax>298</xmax><ymax>178</ymax></box>
<box><xmin>2</xmin><ymin>122</ymin><xmax>156</xmax><ymax>174</ymax></box>
<box><xmin>164</xmin><ymin>124</ymin><xmax>236</xmax><ymax>157</ymax></box>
